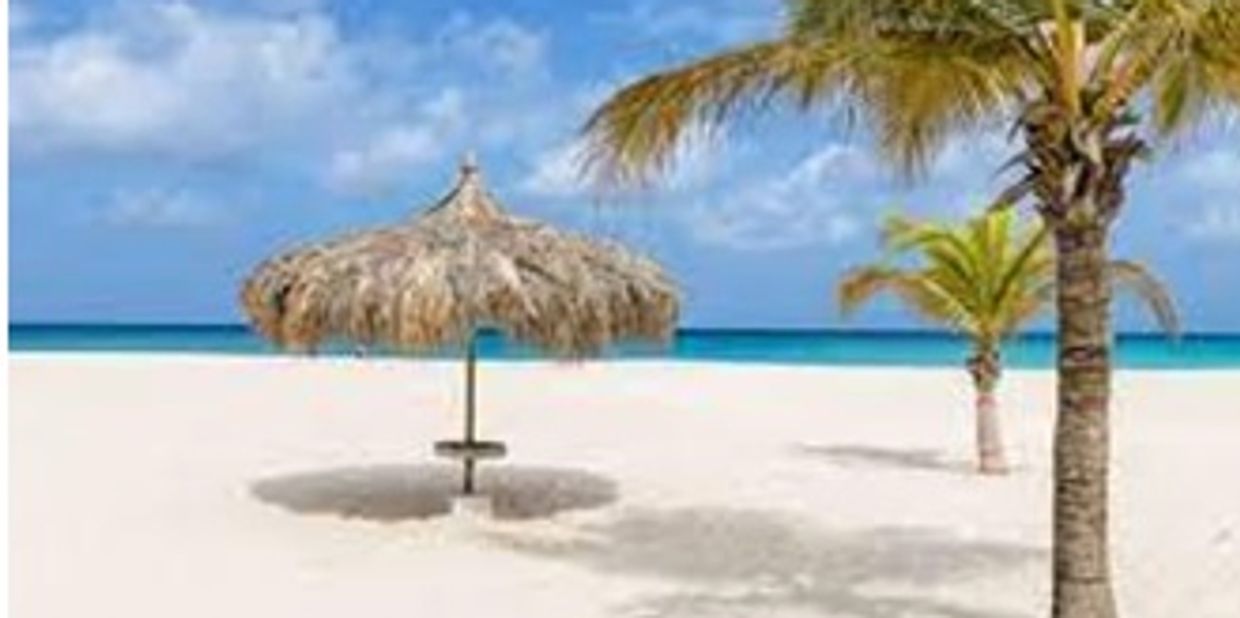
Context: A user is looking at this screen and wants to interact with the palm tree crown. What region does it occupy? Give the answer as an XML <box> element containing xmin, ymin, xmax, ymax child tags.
<box><xmin>582</xmin><ymin>0</ymin><xmax>1240</xmax><ymax>189</ymax></box>
<box><xmin>838</xmin><ymin>209</ymin><xmax>1179</xmax><ymax>346</ymax></box>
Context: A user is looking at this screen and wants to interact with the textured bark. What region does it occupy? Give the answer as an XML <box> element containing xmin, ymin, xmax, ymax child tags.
<box><xmin>1019</xmin><ymin>95</ymin><xmax>1137</xmax><ymax>618</ymax></box>
<box><xmin>967</xmin><ymin>346</ymin><xmax>1007</xmax><ymax>475</ymax></box>
<box><xmin>1051</xmin><ymin>222</ymin><xmax>1118</xmax><ymax>618</ymax></box>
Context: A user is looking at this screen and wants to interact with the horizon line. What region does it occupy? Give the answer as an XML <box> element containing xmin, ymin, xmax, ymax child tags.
<box><xmin>7</xmin><ymin>322</ymin><xmax>1233</xmax><ymax>338</ymax></box>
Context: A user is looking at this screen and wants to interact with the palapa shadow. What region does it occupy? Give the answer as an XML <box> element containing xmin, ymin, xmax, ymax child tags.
<box><xmin>250</xmin><ymin>463</ymin><xmax>617</xmax><ymax>522</ymax></box>
<box><xmin>493</xmin><ymin>507</ymin><xmax>1043</xmax><ymax>618</ymax></box>
<box><xmin>795</xmin><ymin>443</ymin><xmax>972</xmax><ymax>474</ymax></box>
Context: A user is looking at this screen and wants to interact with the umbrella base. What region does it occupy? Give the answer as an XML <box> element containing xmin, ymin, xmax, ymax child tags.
<box><xmin>433</xmin><ymin>439</ymin><xmax>508</xmax><ymax>460</ymax></box>
<box><xmin>434</xmin><ymin>439</ymin><xmax>507</xmax><ymax>496</ymax></box>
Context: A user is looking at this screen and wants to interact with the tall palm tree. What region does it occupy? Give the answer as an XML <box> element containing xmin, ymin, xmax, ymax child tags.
<box><xmin>579</xmin><ymin>2</ymin><xmax>1239</xmax><ymax>614</ymax></box>
<box><xmin>838</xmin><ymin>210</ymin><xmax>1177</xmax><ymax>475</ymax></box>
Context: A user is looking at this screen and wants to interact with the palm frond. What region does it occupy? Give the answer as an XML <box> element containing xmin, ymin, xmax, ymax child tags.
<box><xmin>836</xmin><ymin>262</ymin><xmax>981</xmax><ymax>333</ymax></box>
<box><xmin>991</xmin><ymin>220</ymin><xmax>1053</xmax><ymax>321</ymax></box>
<box><xmin>580</xmin><ymin>39</ymin><xmax>842</xmax><ymax>187</ymax></box>
<box><xmin>888</xmin><ymin>271</ymin><xmax>983</xmax><ymax>333</ymax></box>
<box><xmin>1109</xmin><ymin>259</ymin><xmax>1181</xmax><ymax>337</ymax></box>
<box><xmin>581</xmin><ymin>0</ymin><xmax>1040</xmax><ymax>185</ymax></box>
<box><xmin>836</xmin><ymin>265</ymin><xmax>900</xmax><ymax>317</ymax></box>
<box><xmin>999</xmin><ymin>279</ymin><xmax>1055</xmax><ymax>333</ymax></box>
<box><xmin>1090</xmin><ymin>0</ymin><xmax>1240</xmax><ymax>134</ymax></box>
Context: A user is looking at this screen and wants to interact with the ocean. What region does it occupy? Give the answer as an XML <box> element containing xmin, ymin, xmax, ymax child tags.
<box><xmin>9</xmin><ymin>324</ymin><xmax>1240</xmax><ymax>368</ymax></box>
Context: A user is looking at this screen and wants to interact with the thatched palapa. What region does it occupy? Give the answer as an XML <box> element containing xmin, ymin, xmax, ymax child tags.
<box><xmin>241</xmin><ymin>157</ymin><xmax>677</xmax><ymax>356</ymax></box>
<box><xmin>240</xmin><ymin>156</ymin><xmax>679</xmax><ymax>496</ymax></box>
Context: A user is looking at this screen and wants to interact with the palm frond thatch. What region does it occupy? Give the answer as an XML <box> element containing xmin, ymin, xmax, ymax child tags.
<box><xmin>240</xmin><ymin>161</ymin><xmax>680</xmax><ymax>356</ymax></box>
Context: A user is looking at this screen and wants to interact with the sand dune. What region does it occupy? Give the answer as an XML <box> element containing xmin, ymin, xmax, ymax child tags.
<box><xmin>11</xmin><ymin>354</ymin><xmax>1240</xmax><ymax>617</ymax></box>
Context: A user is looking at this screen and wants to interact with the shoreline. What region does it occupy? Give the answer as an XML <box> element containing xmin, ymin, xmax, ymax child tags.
<box><xmin>11</xmin><ymin>350</ymin><xmax>1240</xmax><ymax>374</ymax></box>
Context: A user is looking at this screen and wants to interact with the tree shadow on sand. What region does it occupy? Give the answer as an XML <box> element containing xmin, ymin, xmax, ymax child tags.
<box><xmin>250</xmin><ymin>464</ymin><xmax>617</xmax><ymax>522</ymax></box>
<box><xmin>795</xmin><ymin>444</ymin><xmax>972</xmax><ymax>474</ymax></box>
<box><xmin>493</xmin><ymin>507</ymin><xmax>1043</xmax><ymax>618</ymax></box>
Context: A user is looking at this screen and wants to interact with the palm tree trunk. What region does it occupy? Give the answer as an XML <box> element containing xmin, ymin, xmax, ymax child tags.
<box><xmin>1051</xmin><ymin>222</ymin><xmax>1117</xmax><ymax>618</ymax></box>
<box><xmin>968</xmin><ymin>345</ymin><xmax>1007</xmax><ymax>475</ymax></box>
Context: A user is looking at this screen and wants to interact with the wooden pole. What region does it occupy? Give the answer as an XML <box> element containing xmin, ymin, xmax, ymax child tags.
<box><xmin>462</xmin><ymin>331</ymin><xmax>478</xmax><ymax>494</ymax></box>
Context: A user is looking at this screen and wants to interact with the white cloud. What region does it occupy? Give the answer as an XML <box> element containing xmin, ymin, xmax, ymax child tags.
<box><xmin>677</xmin><ymin>131</ymin><xmax>1019</xmax><ymax>252</ymax></box>
<box><xmin>11</xmin><ymin>2</ymin><xmax>365</xmax><ymax>158</ymax></box>
<box><xmin>687</xmin><ymin>144</ymin><xmax>868</xmax><ymax>251</ymax></box>
<box><xmin>520</xmin><ymin>142</ymin><xmax>589</xmax><ymax>197</ymax></box>
<box><xmin>1185</xmin><ymin>204</ymin><xmax>1240</xmax><ymax>242</ymax></box>
<box><xmin>101</xmin><ymin>188</ymin><xmax>221</xmax><ymax>228</ymax></box>
<box><xmin>327</xmin><ymin>126</ymin><xmax>440</xmax><ymax>196</ymax></box>
<box><xmin>933</xmin><ymin>130</ymin><xmax>1016</xmax><ymax>182</ymax></box>
<box><xmin>434</xmin><ymin>13</ymin><xmax>547</xmax><ymax>77</ymax></box>
<box><xmin>784</xmin><ymin>143</ymin><xmax>882</xmax><ymax>186</ymax></box>
<box><xmin>1179</xmin><ymin>148</ymin><xmax>1240</xmax><ymax>191</ymax></box>
<box><xmin>1160</xmin><ymin>147</ymin><xmax>1240</xmax><ymax>242</ymax></box>
<box><xmin>326</xmin><ymin>89</ymin><xmax>467</xmax><ymax>196</ymax></box>
<box><xmin>12</xmin><ymin>1</ymin><xmax>556</xmax><ymax>197</ymax></box>
<box><xmin>520</xmin><ymin>112</ymin><xmax>724</xmax><ymax>199</ymax></box>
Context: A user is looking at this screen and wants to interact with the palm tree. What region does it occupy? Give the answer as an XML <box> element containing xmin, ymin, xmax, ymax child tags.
<box><xmin>838</xmin><ymin>210</ymin><xmax>1177</xmax><ymax>475</ymax></box>
<box><xmin>578</xmin><ymin>2</ymin><xmax>1238</xmax><ymax>614</ymax></box>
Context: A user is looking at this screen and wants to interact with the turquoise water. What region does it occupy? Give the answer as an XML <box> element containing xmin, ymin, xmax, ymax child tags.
<box><xmin>9</xmin><ymin>324</ymin><xmax>1240</xmax><ymax>368</ymax></box>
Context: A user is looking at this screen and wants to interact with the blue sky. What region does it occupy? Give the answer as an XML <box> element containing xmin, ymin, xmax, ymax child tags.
<box><xmin>10</xmin><ymin>0</ymin><xmax>1240</xmax><ymax>330</ymax></box>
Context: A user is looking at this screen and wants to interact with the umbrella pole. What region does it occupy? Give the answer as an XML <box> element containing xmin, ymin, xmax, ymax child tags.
<box><xmin>462</xmin><ymin>331</ymin><xmax>478</xmax><ymax>495</ymax></box>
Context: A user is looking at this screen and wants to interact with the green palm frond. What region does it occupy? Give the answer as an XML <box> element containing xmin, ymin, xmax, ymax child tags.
<box><xmin>840</xmin><ymin>211</ymin><xmax>1035</xmax><ymax>339</ymax></box>
<box><xmin>991</xmin><ymin>220</ymin><xmax>1053</xmax><ymax>319</ymax></box>
<box><xmin>837</xmin><ymin>210</ymin><xmax>1177</xmax><ymax>343</ymax></box>
<box><xmin>837</xmin><ymin>264</ymin><xmax>979</xmax><ymax>333</ymax></box>
<box><xmin>1109</xmin><ymin>259</ymin><xmax>1181</xmax><ymax>337</ymax></box>
<box><xmin>1000</xmin><ymin>280</ymin><xmax>1056</xmax><ymax>334</ymax></box>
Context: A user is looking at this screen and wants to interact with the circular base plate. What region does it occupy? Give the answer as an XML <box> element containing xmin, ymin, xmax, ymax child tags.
<box><xmin>434</xmin><ymin>439</ymin><xmax>508</xmax><ymax>461</ymax></box>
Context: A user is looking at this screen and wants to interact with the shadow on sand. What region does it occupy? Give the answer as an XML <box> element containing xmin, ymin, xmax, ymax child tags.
<box><xmin>493</xmin><ymin>507</ymin><xmax>1042</xmax><ymax>618</ymax></box>
<box><xmin>250</xmin><ymin>463</ymin><xmax>618</xmax><ymax>522</ymax></box>
<box><xmin>795</xmin><ymin>444</ymin><xmax>973</xmax><ymax>474</ymax></box>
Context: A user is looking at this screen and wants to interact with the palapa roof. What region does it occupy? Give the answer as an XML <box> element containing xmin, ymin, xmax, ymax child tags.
<box><xmin>240</xmin><ymin>157</ymin><xmax>680</xmax><ymax>356</ymax></box>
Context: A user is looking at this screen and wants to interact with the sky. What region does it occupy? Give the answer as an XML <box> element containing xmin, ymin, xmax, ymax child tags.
<box><xmin>9</xmin><ymin>0</ymin><xmax>1240</xmax><ymax>330</ymax></box>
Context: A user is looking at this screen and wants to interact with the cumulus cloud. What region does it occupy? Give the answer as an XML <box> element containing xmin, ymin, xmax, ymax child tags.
<box><xmin>433</xmin><ymin>13</ymin><xmax>547</xmax><ymax>77</ymax></box>
<box><xmin>1178</xmin><ymin>148</ymin><xmax>1240</xmax><ymax>191</ymax></box>
<box><xmin>1185</xmin><ymin>204</ymin><xmax>1240</xmax><ymax>241</ymax></box>
<box><xmin>11</xmin><ymin>2</ymin><xmax>365</xmax><ymax>158</ymax></box>
<box><xmin>12</xmin><ymin>1</ymin><xmax>555</xmax><ymax>198</ymax></box>
<box><xmin>520</xmin><ymin>110</ymin><xmax>724</xmax><ymax>199</ymax></box>
<box><xmin>101</xmin><ymin>188</ymin><xmax>221</xmax><ymax>228</ymax></box>
<box><xmin>517</xmin><ymin>121</ymin><xmax>1015</xmax><ymax>252</ymax></box>
<box><xmin>678</xmin><ymin>130</ymin><xmax>1020</xmax><ymax>252</ymax></box>
<box><xmin>520</xmin><ymin>142</ymin><xmax>590</xmax><ymax>197</ymax></box>
<box><xmin>326</xmin><ymin>89</ymin><xmax>467</xmax><ymax>196</ymax></box>
<box><xmin>687</xmin><ymin>144</ymin><xmax>870</xmax><ymax>251</ymax></box>
<box><xmin>1168</xmin><ymin>147</ymin><xmax>1240</xmax><ymax>242</ymax></box>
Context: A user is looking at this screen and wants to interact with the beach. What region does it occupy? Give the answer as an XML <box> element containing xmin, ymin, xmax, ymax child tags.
<box><xmin>11</xmin><ymin>354</ymin><xmax>1240</xmax><ymax>617</ymax></box>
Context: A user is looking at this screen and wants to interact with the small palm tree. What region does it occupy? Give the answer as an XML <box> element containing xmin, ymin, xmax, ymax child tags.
<box><xmin>838</xmin><ymin>210</ymin><xmax>1178</xmax><ymax>475</ymax></box>
<box><xmin>580</xmin><ymin>2</ymin><xmax>1239</xmax><ymax>612</ymax></box>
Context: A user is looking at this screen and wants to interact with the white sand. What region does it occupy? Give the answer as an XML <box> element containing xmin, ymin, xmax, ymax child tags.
<box><xmin>10</xmin><ymin>354</ymin><xmax>1240</xmax><ymax>617</ymax></box>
